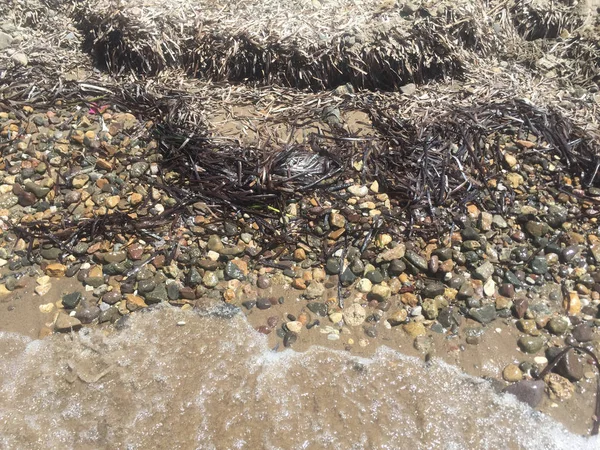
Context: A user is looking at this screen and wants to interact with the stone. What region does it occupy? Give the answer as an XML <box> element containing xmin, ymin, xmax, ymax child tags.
<box><xmin>329</xmin><ymin>213</ymin><xmax>346</xmax><ymax>228</ymax></box>
<box><xmin>525</xmin><ymin>221</ymin><xmax>549</xmax><ymax>238</ymax></box>
<box><xmin>256</xmin><ymin>297</ymin><xmax>272</xmax><ymax>310</ymax></box>
<box><xmin>403</xmin><ymin>321</ymin><xmax>426</xmax><ymax>337</ymax></box>
<box><xmin>518</xmin><ymin>336</ymin><xmax>545</xmax><ymax>354</ymax></box>
<box><xmin>544</xmin><ymin>373</ymin><xmax>574</xmax><ymax>401</ymax></box>
<box><xmin>143</xmin><ymin>284</ymin><xmax>168</xmax><ymax>304</ymax></box>
<box><xmin>0</xmin><ymin>32</ymin><xmax>13</xmax><ymax>50</ymax></box>
<box><xmin>563</xmin><ymin>291</ymin><xmax>581</xmax><ymax>315</ymax></box>
<box><xmin>202</xmin><ymin>271</ymin><xmax>219</xmax><ymax>288</ymax></box>
<box><xmin>45</xmin><ymin>263</ymin><xmax>66</xmax><ymax>277</ymax></box>
<box><xmin>405</xmin><ymin>250</ymin><xmax>427</xmax><ymax>272</ymax></box>
<box><xmin>438</xmin><ymin>307</ymin><xmax>462</xmax><ymax>329</ymax></box>
<box><xmin>572</xmin><ymin>323</ymin><xmax>595</xmax><ymax>342</ymax></box>
<box><xmin>329</xmin><ymin>312</ymin><xmax>343</xmax><ymax>323</ymax></box>
<box><xmin>503</xmin><ymin>380</ymin><xmax>545</xmax><ymax>408</ymax></box>
<box><xmin>530</xmin><ymin>256</ymin><xmax>548</xmax><ymax>275</ymax></box>
<box><xmin>75</xmin><ymin>303</ymin><xmax>101</xmax><ymax>324</ymax></box>
<box><xmin>388</xmin><ymin>309</ymin><xmax>408</xmax><ymax>326</ymax></box>
<box><xmin>62</xmin><ymin>292</ymin><xmax>82</xmax><ymax>309</ymax></box>
<box><xmin>469</xmin><ymin>304</ymin><xmax>497</xmax><ymax>324</ymax></box>
<box><xmin>54</xmin><ymin>313</ymin><xmax>82</xmax><ymax>332</ymax></box>
<box><xmin>422</xmin><ymin>299</ymin><xmax>438</xmax><ymax>320</ymax></box>
<box><xmin>102</xmin><ymin>291</ymin><xmax>121</xmax><ymax>305</ymax></box>
<box><xmin>458</xmin><ymin>281</ymin><xmax>474</xmax><ymax>300</ymax></box>
<box><xmin>369</xmin><ymin>284</ymin><xmax>391</xmax><ymax>302</ymax></box>
<box><xmin>503</xmin><ymin>364</ymin><xmax>523</xmax><ymax>382</ymax></box>
<box><xmin>257</xmin><ymin>275</ymin><xmax>270</xmax><ymax>289</ymax></box>
<box><xmin>473</xmin><ymin>261</ymin><xmax>494</xmax><ymax>281</ymax></box>
<box><xmin>286</xmin><ymin>321</ymin><xmax>303</xmax><ymax>333</ymax></box>
<box><xmin>348</xmin><ymin>185</ymin><xmax>368</xmax><ymax>197</ymax></box>
<box><xmin>326</xmin><ymin>258</ymin><xmax>341</xmax><ymax>274</ymax></box>
<box><xmin>546</xmin><ymin>348</ymin><xmax>584</xmax><ymax>382</ymax></box>
<box><xmin>225</xmin><ymin>261</ymin><xmax>245</xmax><ymax>280</ymax></box>
<box><xmin>11</xmin><ymin>52</ymin><xmax>28</xmax><ymax>66</ymax></box>
<box><xmin>506</xmin><ymin>172</ymin><xmax>524</xmax><ymax>188</ymax></box>
<box><xmin>307</xmin><ymin>302</ymin><xmax>328</xmax><ymax>316</ymax></box>
<box><xmin>339</xmin><ymin>267</ymin><xmax>357</xmax><ymax>286</ymax></box>
<box><xmin>356</xmin><ymin>278</ymin><xmax>373</xmax><ymax>293</ymax></box>
<box><xmin>377</xmin><ymin>244</ymin><xmax>406</xmax><ymax>262</ymax></box>
<box><xmin>422</xmin><ymin>281</ymin><xmax>445</xmax><ymax>298</ymax></box>
<box><xmin>547</xmin><ymin>205</ymin><xmax>568</xmax><ymax>228</ymax></box>
<box><xmin>305</xmin><ymin>282</ymin><xmax>325</xmax><ymax>299</ymax></box>
<box><xmin>546</xmin><ymin>317</ymin><xmax>570</xmax><ymax>335</ymax></box>
<box><xmin>207</xmin><ymin>235</ymin><xmax>223</xmax><ymax>253</ymax></box>
<box><xmin>343</xmin><ymin>303</ymin><xmax>366</xmax><ymax>326</ymax></box>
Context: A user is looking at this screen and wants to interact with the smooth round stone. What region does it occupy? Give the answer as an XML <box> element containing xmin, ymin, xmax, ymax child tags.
<box><xmin>518</xmin><ymin>336</ymin><xmax>545</xmax><ymax>354</ymax></box>
<box><xmin>307</xmin><ymin>302</ymin><xmax>328</xmax><ymax>316</ymax></box>
<box><xmin>137</xmin><ymin>279</ymin><xmax>156</xmax><ymax>294</ymax></box>
<box><xmin>561</xmin><ymin>245</ymin><xmax>579</xmax><ymax>263</ymax></box>
<box><xmin>422</xmin><ymin>281</ymin><xmax>445</xmax><ymax>298</ymax></box>
<box><xmin>75</xmin><ymin>302</ymin><xmax>101</xmax><ymax>324</ymax></box>
<box><xmin>101</xmin><ymin>291</ymin><xmax>122</xmax><ymax>305</ymax></box>
<box><xmin>329</xmin><ymin>312</ymin><xmax>343</xmax><ymax>323</ymax></box>
<box><xmin>502</xmin><ymin>364</ymin><xmax>523</xmax><ymax>382</ymax></box>
<box><xmin>530</xmin><ymin>256</ymin><xmax>548</xmax><ymax>275</ymax></box>
<box><xmin>388</xmin><ymin>259</ymin><xmax>406</xmax><ymax>276</ymax></box>
<box><xmin>546</xmin><ymin>316</ymin><xmax>570</xmax><ymax>335</ymax></box>
<box><xmin>286</xmin><ymin>321</ymin><xmax>303</xmax><ymax>333</ymax></box>
<box><xmin>256</xmin><ymin>297</ymin><xmax>272</xmax><ymax>310</ymax></box>
<box><xmin>202</xmin><ymin>271</ymin><xmax>219</xmax><ymax>288</ymax></box>
<box><xmin>257</xmin><ymin>275</ymin><xmax>270</xmax><ymax>289</ymax></box>
<box><xmin>572</xmin><ymin>323</ymin><xmax>595</xmax><ymax>342</ymax></box>
<box><xmin>356</xmin><ymin>278</ymin><xmax>373</xmax><ymax>293</ymax></box>
<box><xmin>365</xmin><ymin>270</ymin><xmax>384</xmax><ymax>284</ymax></box>
<box><xmin>388</xmin><ymin>309</ymin><xmax>408</xmax><ymax>326</ymax></box>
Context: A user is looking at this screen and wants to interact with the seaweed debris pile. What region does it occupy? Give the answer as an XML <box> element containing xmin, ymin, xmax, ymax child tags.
<box><xmin>1</xmin><ymin>0</ymin><xmax>600</xmax><ymax>440</ymax></box>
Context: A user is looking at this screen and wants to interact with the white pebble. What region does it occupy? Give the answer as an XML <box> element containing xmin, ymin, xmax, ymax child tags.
<box><xmin>176</xmin><ymin>321</ymin><xmax>186</xmax><ymax>326</ymax></box>
<box><xmin>534</xmin><ymin>356</ymin><xmax>548</xmax><ymax>365</ymax></box>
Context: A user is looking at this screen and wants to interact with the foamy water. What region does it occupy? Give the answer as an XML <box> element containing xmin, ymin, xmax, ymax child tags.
<box><xmin>0</xmin><ymin>304</ymin><xmax>596</xmax><ymax>449</ymax></box>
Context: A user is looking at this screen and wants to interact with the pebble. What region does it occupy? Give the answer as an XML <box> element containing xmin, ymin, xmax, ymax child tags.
<box><xmin>518</xmin><ymin>336</ymin><xmax>545</xmax><ymax>354</ymax></box>
<box><xmin>544</xmin><ymin>373</ymin><xmax>574</xmax><ymax>401</ymax></box>
<box><xmin>572</xmin><ymin>323</ymin><xmax>595</xmax><ymax>342</ymax></box>
<box><xmin>256</xmin><ymin>297</ymin><xmax>272</xmax><ymax>310</ymax></box>
<box><xmin>305</xmin><ymin>281</ymin><xmax>325</xmax><ymax>299</ymax></box>
<box><xmin>402</xmin><ymin>321</ymin><xmax>426</xmax><ymax>337</ymax></box>
<box><xmin>503</xmin><ymin>380</ymin><xmax>545</xmax><ymax>407</ymax></box>
<box><xmin>343</xmin><ymin>303</ymin><xmax>366</xmax><ymax>326</ymax></box>
<box><xmin>369</xmin><ymin>284</ymin><xmax>391</xmax><ymax>301</ymax></box>
<box><xmin>469</xmin><ymin>304</ymin><xmax>497</xmax><ymax>324</ymax></box>
<box><xmin>502</xmin><ymin>364</ymin><xmax>523</xmax><ymax>382</ymax></box>
<box><xmin>54</xmin><ymin>313</ymin><xmax>82</xmax><ymax>332</ymax></box>
<box><xmin>388</xmin><ymin>309</ymin><xmax>408</xmax><ymax>326</ymax></box>
<box><xmin>348</xmin><ymin>185</ymin><xmax>368</xmax><ymax>197</ymax></box>
<box><xmin>286</xmin><ymin>321</ymin><xmax>303</xmax><ymax>333</ymax></box>
<box><xmin>546</xmin><ymin>317</ymin><xmax>570</xmax><ymax>335</ymax></box>
<box><xmin>62</xmin><ymin>292</ymin><xmax>82</xmax><ymax>309</ymax></box>
<box><xmin>546</xmin><ymin>347</ymin><xmax>583</xmax><ymax>382</ymax></box>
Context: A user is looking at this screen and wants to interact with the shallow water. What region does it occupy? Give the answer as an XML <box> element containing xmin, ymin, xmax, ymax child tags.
<box><xmin>0</xmin><ymin>304</ymin><xmax>596</xmax><ymax>450</ymax></box>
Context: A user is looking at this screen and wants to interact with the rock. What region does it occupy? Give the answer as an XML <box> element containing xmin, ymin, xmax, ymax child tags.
<box><xmin>388</xmin><ymin>309</ymin><xmax>408</xmax><ymax>326</ymax></box>
<box><xmin>498</xmin><ymin>283</ymin><xmax>515</xmax><ymax>298</ymax></box>
<box><xmin>329</xmin><ymin>312</ymin><xmax>343</xmax><ymax>323</ymax></box>
<box><xmin>544</xmin><ymin>373</ymin><xmax>574</xmax><ymax>401</ymax></box>
<box><xmin>143</xmin><ymin>284</ymin><xmax>168</xmax><ymax>304</ymax></box>
<box><xmin>530</xmin><ymin>256</ymin><xmax>548</xmax><ymax>275</ymax></box>
<box><xmin>546</xmin><ymin>317</ymin><xmax>570</xmax><ymax>335</ymax></box>
<box><xmin>348</xmin><ymin>185</ymin><xmax>368</xmax><ymax>197</ymax></box>
<box><xmin>207</xmin><ymin>235</ymin><xmax>223</xmax><ymax>253</ymax></box>
<box><xmin>458</xmin><ymin>281</ymin><xmax>474</xmax><ymax>300</ymax></box>
<box><xmin>503</xmin><ymin>380</ymin><xmax>545</xmax><ymax>407</ymax></box>
<box><xmin>518</xmin><ymin>336</ymin><xmax>545</xmax><ymax>354</ymax></box>
<box><xmin>546</xmin><ymin>348</ymin><xmax>584</xmax><ymax>382</ymax></box>
<box><xmin>400</xmin><ymin>83</ymin><xmax>416</xmax><ymax>95</ymax></box>
<box><xmin>403</xmin><ymin>321</ymin><xmax>426</xmax><ymax>337</ymax></box>
<box><xmin>343</xmin><ymin>303</ymin><xmax>366</xmax><ymax>326</ymax></box>
<box><xmin>438</xmin><ymin>307</ymin><xmax>462</xmax><ymax>329</ymax></box>
<box><xmin>225</xmin><ymin>261</ymin><xmax>245</xmax><ymax>280</ymax></box>
<box><xmin>329</xmin><ymin>213</ymin><xmax>346</xmax><ymax>228</ymax></box>
<box><xmin>307</xmin><ymin>302</ymin><xmax>328</xmax><ymax>316</ymax></box>
<box><xmin>517</xmin><ymin>319</ymin><xmax>539</xmax><ymax>335</ymax></box>
<box><xmin>492</xmin><ymin>215</ymin><xmax>508</xmax><ymax>228</ymax></box>
<box><xmin>474</xmin><ymin>261</ymin><xmax>494</xmax><ymax>281</ymax></box>
<box><xmin>62</xmin><ymin>292</ymin><xmax>82</xmax><ymax>309</ymax></box>
<box><xmin>98</xmin><ymin>307</ymin><xmax>121</xmax><ymax>324</ymax></box>
<box><xmin>202</xmin><ymin>271</ymin><xmax>219</xmax><ymax>288</ymax></box>
<box><xmin>305</xmin><ymin>281</ymin><xmax>325</xmax><ymax>299</ymax></box>
<box><xmin>0</xmin><ymin>193</ymin><xmax>17</xmax><ymax>209</ymax></box>
<box><xmin>339</xmin><ymin>267</ymin><xmax>357</xmax><ymax>286</ymax></box>
<box><xmin>572</xmin><ymin>323</ymin><xmax>594</xmax><ymax>342</ymax></box>
<box><xmin>45</xmin><ymin>263</ymin><xmax>66</xmax><ymax>277</ymax></box>
<box><xmin>326</xmin><ymin>258</ymin><xmax>341</xmax><ymax>274</ymax></box>
<box><xmin>377</xmin><ymin>244</ymin><xmax>406</xmax><ymax>262</ymax></box>
<box><xmin>503</xmin><ymin>364</ymin><xmax>523</xmax><ymax>382</ymax></box>
<box><xmin>75</xmin><ymin>303</ymin><xmax>101</xmax><ymax>324</ymax></box>
<box><xmin>388</xmin><ymin>259</ymin><xmax>406</xmax><ymax>275</ymax></box>
<box><xmin>356</xmin><ymin>278</ymin><xmax>373</xmax><ymax>293</ymax></box>
<box><xmin>286</xmin><ymin>321</ymin><xmax>303</xmax><ymax>333</ymax></box>
<box><xmin>422</xmin><ymin>299</ymin><xmax>438</xmax><ymax>320</ymax></box>
<box><xmin>422</xmin><ymin>281</ymin><xmax>445</xmax><ymax>298</ymax></box>
<box><xmin>0</xmin><ymin>32</ymin><xmax>13</xmax><ymax>50</ymax></box>
<box><xmin>525</xmin><ymin>221</ymin><xmax>548</xmax><ymax>238</ymax></box>
<box><xmin>405</xmin><ymin>250</ymin><xmax>427</xmax><ymax>272</ymax></box>
<box><xmin>257</xmin><ymin>275</ymin><xmax>270</xmax><ymax>289</ymax></box>
<box><xmin>547</xmin><ymin>205</ymin><xmax>568</xmax><ymax>228</ymax></box>
<box><xmin>563</xmin><ymin>291</ymin><xmax>581</xmax><ymax>315</ymax></box>
<box><xmin>256</xmin><ymin>297</ymin><xmax>272</xmax><ymax>310</ymax></box>
<box><xmin>283</xmin><ymin>332</ymin><xmax>297</xmax><ymax>347</ymax></box>
<box><xmin>365</xmin><ymin>270</ymin><xmax>384</xmax><ymax>284</ymax></box>
<box><xmin>369</xmin><ymin>284</ymin><xmax>391</xmax><ymax>302</ymax></box>
<box><xmin>54</xmin><ymin>313</ymin><xmax>82</xmax><ymax>332</ymax></box>
<box><xmin>11</xmin><ymin>52</ymin><xmax>28</xmax><ymax>66</ymax></box>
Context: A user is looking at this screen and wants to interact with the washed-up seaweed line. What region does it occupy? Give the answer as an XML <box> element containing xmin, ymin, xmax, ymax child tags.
<box><xmin>366</xmin><ymin>98</ymin><xmax>600</xmax><ymax>216</ymax></box>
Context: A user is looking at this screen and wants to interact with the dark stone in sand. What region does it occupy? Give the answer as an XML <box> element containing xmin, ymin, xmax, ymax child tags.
<box><xmin>438</xmin><ymin>307</ymin><xmax>462</xmax><ymax>329</ymax></box>
<box><xmin>242</xmin><ymin>301</ymin><xmax>256</xmax><ymax>310</ymax></box>
<box><xmin>503</xmin><ymin>380</ymin><xmax>545</xmax><ymax>408</ymax></box>
<box><xmin>256</xmin><ymin>297</ymin><xmax>272</xmax><ymax>310</ymax></box>
<box><xmin>257</xmin><ymin>275</ymin><xmax>270</xmax><ymax>289</ymax></box>
<box><xmin>469</xmin><ymin>305</ymin><xmax>497</xmax><ymax>324</ymax></box>
<box><xmin>498</xmin><ymin>283</ymin><xmax>515</xmax><ymax>298</ymax></box>
<box><xmin>518</xmin><ymin>336</ymin><xmax>544</xmax><ymax>354</ymax></box>
<box><xmin>458</xmin><ymin>281</ymin><xmax>474</xmax><ymax>300</ymax></box>
<box><xmin>572</xmin><ymin>323</ymin><xmax>595</xmax><ymax>342</ymax></box>
<box><xmin>504</xmin><ymin>271</ymin><xmax>523</xmax><ymax>288</ymax></box>
<box><xmin>307</xmin><ymin>302</ymin><xmax>328</xmax><ymax>317</ymax></box>
<box><xmin>65</xmin><ymin>264</ymin><xmax>80</xmax><ymax>278</ymax></box>
<box><xmin>546</xmin><ymin>347</ymin><xmax>584</xmax><ymax>382</ymax></box>
<box><xmin>179</xmin><ymin>287</ymin><xmax>196</xmax><ymax>300</ymax></box>
<box><xmin>364</xmin><ymin>326</ymin><xmax>378</xmax><ymax>338</ymax></box>
<box><xmin>283</xmin><ymin>332</ymin><xmax>297</xmax><ymax>347</ymax></box>
<box><xmin>62</xmin><ymin>292</ymin><xmax>82</xmax><ymax>309</ymax></box>
<box><xmin>513</xmin><ymin>297</ymin><xmax>528</xmax><ymax>319</ymax></box>
<box><xmin>433</xmin><ymin>247</ymin><xmax>453</xmax><ymax>261</ymax></box>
